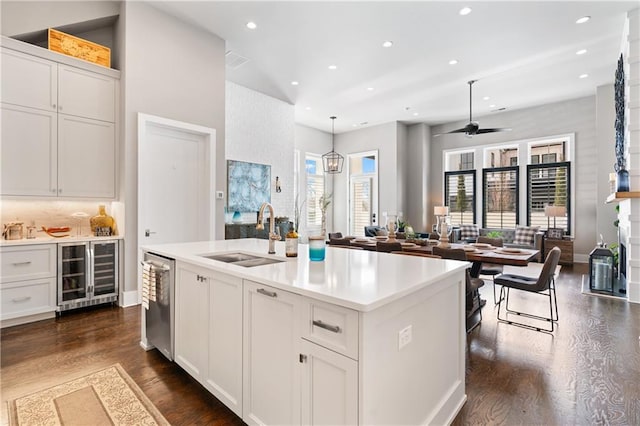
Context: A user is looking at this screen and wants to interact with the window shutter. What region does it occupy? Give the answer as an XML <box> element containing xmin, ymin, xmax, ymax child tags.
<box><xmin>482</xmin><ymin>166</ymin><xmax>519</xmax><ymax>228</ymax></box>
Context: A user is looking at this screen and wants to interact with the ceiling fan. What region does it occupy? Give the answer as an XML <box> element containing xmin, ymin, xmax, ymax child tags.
<box><xmin>435</xmin><ymin>80</ymin><xmax>511</xmax><ymax>137</ymax></box>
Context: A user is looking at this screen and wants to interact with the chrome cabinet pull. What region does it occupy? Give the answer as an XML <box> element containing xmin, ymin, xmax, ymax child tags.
<box><xmin>12</xmin><ymin>261</ymin><xmax>32</xmax><ymax>266</ymax></box>
<box><xmin>12</xmin><ymin>296</ymin><xmax>31</xmax><ymax>303</ymax></box>
<box><xmin>257</xmin><ymin>288</ymin><xmax>277</xmax><ymax>298</ymax></box>
<box><xmin>312</xmin><ymin>320</ymin><xmax>341</xmax><ymax>333</ymax></box>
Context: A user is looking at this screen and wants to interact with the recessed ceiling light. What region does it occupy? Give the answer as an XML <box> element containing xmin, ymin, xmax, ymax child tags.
<box><xmin>291</xmin><ymin>81</ymin><xmax>299</xmax><ymax>86</ymax></box>
<box><xmin>576</xmin><ymin>49</ymin><xmax>587</xmax><ymax>55</ymax></box>
<box><xmin>246</xmin><ymin>21</ymin><xmax>257</xmax><ymax>29</ymax></box>
<box><xmin>305</xmin><ymin>107</ymin><xmax>311</xmax><ymax>111</ymax></box>
<box><xmin>328</xmin><ymin>65</ymin><xmax>337</xmax><ymax>70</ymax></box>
<box><xmin>459</xmin><ymin>7</ymin><xmax>472</xmax><ymax>16</ymax></box>
<box><xmin>352</xmin><ymin>124</ymin><xmax>359</xmax><ymax>127</ymax></box>
<box><xmin>489</xmin><ymin>104</ymin><xmax>496</xmax><ymax>108</ymax></box>
<box><xmin>483</xmin><ymin>96</ymin><xmax>490</xmax><ymax>101</ymax></box>
<box><xmin>382</xmin><ymin>41</ymin><xmax>393</xmax><ymax>48</ymax></box>
<box><xmin>579</xmin><ymin>73</ymin><xmax>589</xmax><ymax>79</ymax></box>
<box><xmin>413</xmin><ymin>112</ymin><xmax>419</xmax><ymax>116</ymax></box>
<box><xmin>367</xmin><ymin>87</ymin><xmax>374</xmax><ymax>91</ymax></box>
<box><xmin>449</xmin><ymin>59</ymin><xmax>458</xmax><ymax>65</ymax></box>
<box><xmin>576</xmin><ymin>16</ymin><xmax>590</xmax><ymax>24</ymax></box>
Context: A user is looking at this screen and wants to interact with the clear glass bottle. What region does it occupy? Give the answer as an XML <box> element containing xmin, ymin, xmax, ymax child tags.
<box><xmin>90</xmin><ymin>205</ymin><xmax>116</xmax><ymax>236</ymax></box>
<box><xmin>285</xmin><ymin>229</ymin><xmax>299</xmax><ymax>257</ymax></box>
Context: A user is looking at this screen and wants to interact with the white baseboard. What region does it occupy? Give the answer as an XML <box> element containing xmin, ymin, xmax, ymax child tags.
<box><xmin>120</xmin><ymin>290</ymin><xmax>140</xmax><ymax>307</ymax></box>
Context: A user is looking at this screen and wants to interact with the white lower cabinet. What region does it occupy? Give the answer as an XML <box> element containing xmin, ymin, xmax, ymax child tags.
<box><xmin>300</xmin><ymin>339</ymin><xmax>358</xmax><ymax>426</ymax></box>
<box><xmin>242</xmin><ymin>280</ymin><xmax>301</xmax><ymax>426</ymax></box>
<box><xmin>175</xmin><ymin>262</ymin><xmax>242</xmax><ymax>416</ymax></box>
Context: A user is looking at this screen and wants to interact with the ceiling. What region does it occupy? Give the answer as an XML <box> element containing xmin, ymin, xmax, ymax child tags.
<box><xmin>152</xmin><ymin>1</ymin><xmax>637</xmax><ymax>134</ymax></box>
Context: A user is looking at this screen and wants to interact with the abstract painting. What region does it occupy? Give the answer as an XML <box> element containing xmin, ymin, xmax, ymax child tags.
<box><xmin>227</xmin><ymin>160</ymin><xmax>271</xmax><ymax>212</ymax></box>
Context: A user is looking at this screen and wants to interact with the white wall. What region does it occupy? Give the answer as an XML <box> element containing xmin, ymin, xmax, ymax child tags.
<box><xmin>0</xmin><ymin>1</ymin><xmax>119</xmax><ymax>37</ymax></box>
<box><xmin>396</xmin><ymin>123</ymin><xmax>408</xmax><ymax>225</ymax></box>
<box><xmin>333</xmin><ymin>122</ymin><xmax>402</xmax><ymax>235</ymax></box>
<box><xmin>294</xmin><ymin>124</ymin><xmax>333</xmax><ymax>239</ymax></box>
<box><xmin>226</xmin><ymin>82</ymin><xmax>295</xmax><ymax>222</ymax></box>
<box><xmin>121</xmin><ymin>2</ymin><xmax>226</xmax><ymax>294</ymax></box>
<box><xmin>406</xmin><ymin>123</ymin><xmax>432</xmax><ymax>233</ymax></box>
<box><xmin>431</xmin><ymin>96</ymin><xmax>598</xmax><ymax>259</ymax></box>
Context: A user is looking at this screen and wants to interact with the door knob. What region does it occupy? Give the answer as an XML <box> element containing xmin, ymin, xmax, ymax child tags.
<box><xmin>145</xmin><ymin>229</ymin><xmax>157</xmax><ymax>237</ymax></box>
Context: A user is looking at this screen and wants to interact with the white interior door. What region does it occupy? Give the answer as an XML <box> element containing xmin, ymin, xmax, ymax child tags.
<box><xmin>138</xmin><ymin>113</ymin><xmax>216</xmax><ymax>247</ymax></box>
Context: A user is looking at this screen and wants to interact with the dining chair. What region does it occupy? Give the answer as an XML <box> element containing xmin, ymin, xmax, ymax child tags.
<box><xmin>391</xmin><ymin>251</ymin><xmax>441</xmax><ymax>259</ymax></box>
<box><xmin>329</xmin><ymin>237</ymin><xmax>352</xmax><ymax>246</ymax></box>
<box><xmin>432</xmin><ymin>247</ymin><xmax>484</xmax><ymax>332</ymax></box>
<box><xmin>494</xmin><ymin>247</ymin><xmax>561</xmax><ymax>333</ymax></box>
<box><xmin>376</xmin><ymin>241</ymin><xmax>402</xmax><ymax>253</ymax></box>
<box><xmin>476</xmin><ymin>236</ymin><xmax>504</xmax><ymax>304</ymax></box>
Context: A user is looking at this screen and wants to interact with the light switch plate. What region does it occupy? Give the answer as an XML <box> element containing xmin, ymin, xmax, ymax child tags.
<box><xmin>216</xmin><ymin>190</ymin><xmax>224</xmax><ymax>199</ymax></box>
<box><xmin>398</xmin><ymin>325</ymin><xmax>412</xmax><ymax>350</ymax></box>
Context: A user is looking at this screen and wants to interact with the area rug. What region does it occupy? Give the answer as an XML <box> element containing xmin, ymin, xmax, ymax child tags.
<box><xmin>7</xmin><ymin>364</ymin><xmax>169</xmax><ymax>426</ymax></box>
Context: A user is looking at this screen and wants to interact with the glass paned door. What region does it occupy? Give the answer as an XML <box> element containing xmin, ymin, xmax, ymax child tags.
<box><xmin>92</xmin><ymin>241</ymin><xmax>117</xmax><ymax>296</ymax></box>
<box><xmin>59</xmin><ymin>243</ymin><xmax>88</xmax><ymax>303</ymax></box>
<box><xmin>350</xmin><ymin>176</ymin><xmax>372</xmax><ymax>236</ymax></box>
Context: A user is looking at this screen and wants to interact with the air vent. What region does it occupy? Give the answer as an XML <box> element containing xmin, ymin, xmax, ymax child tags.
<box><xmin>226</xmin><ymin>50</ymin><xmax>250</xmax><ymax>69</ymax></box>
<box><xmin>491</xmin><ymin>107</ymin><xmax>507</xmax><ymax>112</ymax></box>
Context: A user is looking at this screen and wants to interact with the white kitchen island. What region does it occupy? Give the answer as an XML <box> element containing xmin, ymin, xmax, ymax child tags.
<box><xmin>141</xmin><ymin>238</ymin><xmax>468</xmax><ymax>425</ymax></box>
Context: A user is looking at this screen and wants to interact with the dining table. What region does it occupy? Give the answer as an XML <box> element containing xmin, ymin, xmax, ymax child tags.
<box><xmin>346</xmin><ymin>238</ymin><xmax>540</xmax><ymax>278</ymax></box>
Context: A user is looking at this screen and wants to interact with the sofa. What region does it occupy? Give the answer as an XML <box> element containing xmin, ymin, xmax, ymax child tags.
<box><xmin>453</xmin><ymin>225</ymin><xmax>545</xmax><ymax>261</ymax></box>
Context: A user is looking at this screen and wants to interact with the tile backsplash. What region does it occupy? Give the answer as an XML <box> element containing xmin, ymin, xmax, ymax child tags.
<box><xmin>1</xmin><ymin>200</ymin><xmax>120</xmax><ymax>237</ymax></box>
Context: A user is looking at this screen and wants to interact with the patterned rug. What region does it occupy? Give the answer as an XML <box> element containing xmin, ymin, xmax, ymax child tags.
<box><xmin>7</xmin><ymin>364</ymin><xmax>169</xmax><ymax>425</ymax></box>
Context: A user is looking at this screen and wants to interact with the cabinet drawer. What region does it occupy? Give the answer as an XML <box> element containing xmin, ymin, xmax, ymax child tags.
<box><xmin>0</xmin><ymin>277</ymin><xmax>56</xmax><ymax>320</ymax></box>
<box><xmin>0</xmin><ymin>244</ymin><xmax>56</xmax><ymax>282</ymax></box>
<box><xmin>302</xmin><ymin>299</ymin><xmax>359</xmax><ymax>360</ymax></box>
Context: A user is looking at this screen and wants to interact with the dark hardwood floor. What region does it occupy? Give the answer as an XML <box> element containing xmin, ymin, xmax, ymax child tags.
<box><xmin>2</xmin><ymin>263</ymin><xmax>639</xmax><ymax>425</ymax></box>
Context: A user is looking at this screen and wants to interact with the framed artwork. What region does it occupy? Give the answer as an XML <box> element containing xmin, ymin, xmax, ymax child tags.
<box><xmin>227</xmin><ymin>160</ymin><xmax>271</xmax><ymax>212</ymax></box>
<box><xmin>546</xmin><ymin>228</ymin><xmax>564</xmax><ymax>240</ymax></box>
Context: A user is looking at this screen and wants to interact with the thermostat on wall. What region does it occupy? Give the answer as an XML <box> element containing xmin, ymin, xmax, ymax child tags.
<box><xmin>216</xmin><ymin>191</ymin><xmax>224</xmax><ymax>200</ymax></box>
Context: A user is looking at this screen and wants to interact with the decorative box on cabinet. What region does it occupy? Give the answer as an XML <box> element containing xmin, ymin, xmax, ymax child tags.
<box><xmin>0</xmin><ymin>41</ymin><xmax>118</xmax><ymax>199</ymax></box>
<box><xmin>543</xmin><ymin>237</ymin><xmax>574</xmax><ymax>265</ymax></box>
<box><xmin>0</xmin><ymin>244</ymin><xmax>57</xmax><ymax>328</ymax></box>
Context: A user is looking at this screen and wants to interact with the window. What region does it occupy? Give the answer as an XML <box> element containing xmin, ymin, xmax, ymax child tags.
<box><xmin>444</xmin><ymin>171</ymin><xmax>476</xmax><ymax>226</ymax></box>
<box><xmin>348</xmin><ymin>151</ymin><xmax>378</xmax><ymax>236</ymax></box>
<box><xmin>445</xmin><ymin>150</ymin><xmax>474</xmax><ymax>172</ymax></box>
<box><xmin>485</xmin><ymin>147</ymin><xmax>518</xmax><ymax>168</ymax></box>
<box><xmin>483</xmin><ymin>166</ymin><xmax>519</xmax><ymax>228</ymax></box>
<box><xmin>527</xmin><ymin>162</ymin><xmax>571</xmax><ymax>233</ymax></box>
<box><xmin>541</xmin><ymin>153</ymin><xmax>557</xmax><ymax>163</ymax></box>
<box><xmin>305</xmin><ymin>155</ymin><xmax>324</xmax><ymax>231</ymax></box>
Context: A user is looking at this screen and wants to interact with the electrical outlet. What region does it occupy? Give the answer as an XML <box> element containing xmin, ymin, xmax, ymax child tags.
<box><xmin>216</xmin><ymin>190</ymin><xmax>224</xmax><ymax>200</ymax></box>
<box><xmin>398</xmin><ymin>325</ymin><xmax>412</xmax><ymax>350</ymax></box>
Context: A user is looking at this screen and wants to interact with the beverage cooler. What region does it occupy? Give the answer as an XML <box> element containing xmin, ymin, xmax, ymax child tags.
<box><xmin>58</xmin><ymin>240</ymin><xmax>119</xmax><ymax>311</ymax></box>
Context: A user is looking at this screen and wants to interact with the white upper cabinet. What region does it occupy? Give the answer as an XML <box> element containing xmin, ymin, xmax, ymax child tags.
<box><xmin>58</xmin><ymin>115</ymin><xmax>115</xmax><ymax>198</ymax></box>
<box><xmin>1</xmin><ymin>104</ymin><xmax>58</xmax><ymax>196</ymax></box>
<box><xmin>0</xmin><ymin>44</ymin><xmax>118</xmax><ymax>199</ymax></box>
<box><xmin>1</xmin><ymin>48</ymin><xmax>57</xmax><ymax>112</ymax></box>
<box><xmin>58</xmin><ymin>65</ymin><xmax>115</xmax><ymax>122</ymax></box>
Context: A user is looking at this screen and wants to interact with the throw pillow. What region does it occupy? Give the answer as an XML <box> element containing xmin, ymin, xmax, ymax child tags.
<box><xmin>459</xmin><ymin>224</ymin><xmax>479</xmax><ymax>240</ymax></box>
<box><xmin>375</xmin><ymin>229</ymin><xmax>389</xmax><ymax>236</ymax></box>
<box><xmin>514</xmin><ymin>226</ymin><xmax>539</xmax><ymax>246</ymax></box>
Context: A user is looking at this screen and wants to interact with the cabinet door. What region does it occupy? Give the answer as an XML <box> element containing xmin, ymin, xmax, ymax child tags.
<box><xmin>58</xmin><ymin>243</ymin><xmax>89</xmax><ymax>305</ymax></box>
<box><xmin>1</xmin><ymin>48</ymin><xmax>57</xmax><ymax>112</ymax></box>
<box><xmin>58</xmin><ymin>65</ymin><xmax>115</xmax><ymax>122</ymax></box>
<box><xmin>58</xmin><ymin>115</ymin><xmax>115</xmax><ymax>198</ymax></box>
<box><xmin>175</xmin><ymin>265</ymin><xmax>208</xmax><ymax>381</ymax></box>
<box><xmin>243</xmin><ymin>281</ymin><xmax>301</xmax><ymax>426</ymax></box>
<box><xmin>1</xmin><ymin>104</ymin><xmax>57</xmax><ymax>196</ymax></box>
<box><xmin>91</xmin><ymin>241</ymin><xmax>118</xmax><ymax>297</ymax></box>
<box><xmin>205</xmin><ymin>272</ymin><xmax>243</xmax><ymax>416</ymax></box>
<box><xmin>300</xmin><ymin>339</ymin><xmax>358</xmax><ymax>426</ymax></box>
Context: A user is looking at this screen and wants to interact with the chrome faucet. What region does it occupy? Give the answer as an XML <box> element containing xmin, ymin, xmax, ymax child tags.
<box><xmin>256</xmin><ymin>202</ymin><xmax>281</xmax><ymax>254</ymax></box>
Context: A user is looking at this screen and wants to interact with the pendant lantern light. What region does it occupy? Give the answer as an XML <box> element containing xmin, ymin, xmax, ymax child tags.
<box><xmin>322</xmin><ymin>116</ymin><xmax>344</xmax><ymax>174</ymax></box>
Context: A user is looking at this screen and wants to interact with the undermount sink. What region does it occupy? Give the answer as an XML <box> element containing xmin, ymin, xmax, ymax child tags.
<box><xmin>200</xmin><ymin>252</ymin><xmax>284</xmax><ymax>267</ymax></box>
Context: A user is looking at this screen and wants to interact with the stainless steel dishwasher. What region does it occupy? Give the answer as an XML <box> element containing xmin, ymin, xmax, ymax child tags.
<box><xmin>143</xmin><ymin>252</ymin><xmax>175</xmax><ymax>361</ymax></box>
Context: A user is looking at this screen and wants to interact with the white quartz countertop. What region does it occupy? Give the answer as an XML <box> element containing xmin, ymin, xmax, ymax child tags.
<box><xmin>0</xmin><ymin>234</ymin><xmax>123</xmax><ymax>247</ymax></box>
<box><xmin>142</xmin><ymin>239</ymin><xmax>469</xmax><ymax>312</ymax></box>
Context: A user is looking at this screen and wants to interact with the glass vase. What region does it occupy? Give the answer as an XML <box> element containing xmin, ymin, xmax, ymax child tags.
<box><xmin>616</xmin><ymin>169</ymin><xmax>630</xmax><ymax>192</ymax></box>
<box><xmin>90</xmin><ymin>205</ymin><xmax>116</xmax><ymax>236</ymax></box>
